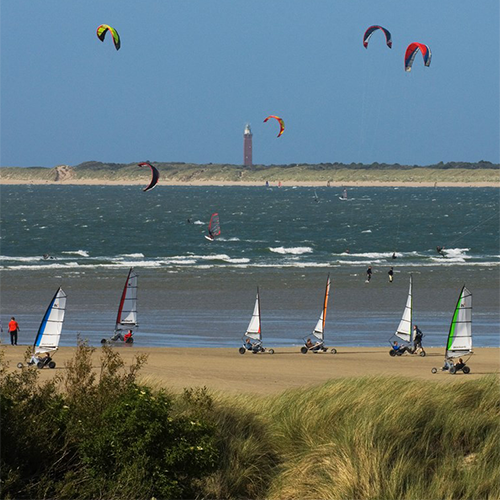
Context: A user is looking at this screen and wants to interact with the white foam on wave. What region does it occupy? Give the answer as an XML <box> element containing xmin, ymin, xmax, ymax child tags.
<box><xmin>0</xmin><ymin>255</ymin><xmax>43</xmax><ymax>262</ymax></box>
<box><xmin>219</xmin><ymin>237</ymin><xmax>240</xmax><ymax>242</ymax></box>
<box><xmin>338</xmin><ymin>252</ymin><xmax>398</xmax><ymax>259</ymax></box>
<box><xmin>193</xmin><ymin>220</ymin><xmax>205</xmax><ymax>225</ymax></box>
<box><xmin>62</xmin><ymin>250</ymin><xmax>90</xmax><ymax>257</ymax></box>
<box><xmin>269</xmin><ymin>246</ymin><xmax>313</xmax><ymax>255</ymax></box>
<box><xmin>361</xmin><ymin>229</ymin><xmax>372</xmax><ymax>233</ymax></box>
<box><xmin>119</xmin><ymin>253</ymin><xmax>145</xmax><ymax>258</ymax></box>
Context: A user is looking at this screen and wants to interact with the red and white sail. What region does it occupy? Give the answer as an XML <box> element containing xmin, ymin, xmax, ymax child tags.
<box><xmin>116</xmin><ymin>268</ymin><xmax>138</xmax><ymax>330</ymax></box>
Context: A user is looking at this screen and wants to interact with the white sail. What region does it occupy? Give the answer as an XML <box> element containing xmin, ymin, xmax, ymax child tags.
<box><xmin>245</xmin><ymin>289</ymin><xmax>261</xmax><ymax>341</ymax></box>
<box><xmin>445</xmin><ymin>286</ymin><xmax>472</xmax><ymax>358</ymax></box>
<box><xmin>34</xmin><ymin>287</ymin><xmax>67</xmax><ymax>354</ymax></box>
<box><xmin>312</xmin><ymin>274</ymin><xmax>331</xmax><ymax>341</ymax></box>
<box><xmin>116</xmin><ymin>268</ymin><xmax>138</xmax><ymax>329</ymax></box>
<box><xmin>395</xmin><ymin>275</ymin><xmax>412</xmax><ymax>343</ymax></box>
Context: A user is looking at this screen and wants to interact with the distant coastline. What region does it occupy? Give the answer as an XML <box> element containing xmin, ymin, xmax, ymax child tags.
<box><xmin>1</xmin><ymin>161</ymin><xmax>499</xmax><ymax>187</ymax></box>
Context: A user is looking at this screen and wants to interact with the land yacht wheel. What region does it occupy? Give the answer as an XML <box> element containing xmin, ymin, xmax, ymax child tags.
<box><xmin>420</xmin><ymin>351</ymin><xmax>426</xmax><ymax>357</ymax></box>
<box><xmin>17</xmin><ymin>362</ymin><xmax>23</xmax><ymax>369</ymax></box>
<box><xmin>300</xmin><ymin>347</ymin><xmax>308</xmax><ymax>354</ymax></box>
<box><xmin>463</xmin><ymin>366</ymin><xmax>470</xmax><ymax>374</ymax></box>
<box><xmin>49</xmin><ymin>361</ymin><xmax>56</xmax><ymax>369</ymax></box>
<box><xmin>269</xmin><ymin>349</ymin><xmax>275</xmax><ymax>355</ymax></box>
<box><xmin>330</xmin><ymin>348</ymin><xmax>337</xmax><ymax>354</ymax></box>
<box><xmin>431</xmin><ymin>367</ymin><xmax>437</xmax><ymax>374</ymax></box>
<box><xmin>449</xmin><ymin>366</ymin><xmax>457</xmax><ymax>374</ymax></box>
<box><xmin>238</xmin><ymin>347</ymin><xmax>246</xmax><ymax>355</ymax></box>
<box><xmin>389</xmin><ymin>350</ymin><xmax>396</xmax><ymax>357</ymax></box>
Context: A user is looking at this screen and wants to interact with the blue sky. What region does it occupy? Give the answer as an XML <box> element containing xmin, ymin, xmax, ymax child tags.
<box><xmin>1</xmin><ymin>0</ymin><xmax>498</xmax><ymax>167</ymax></box>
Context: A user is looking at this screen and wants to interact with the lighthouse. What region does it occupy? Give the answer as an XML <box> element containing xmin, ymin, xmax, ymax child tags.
<box><xmin>243</xmin><ymin>124</ymin><xmax>252</xmax><ymax>166</ymax></box>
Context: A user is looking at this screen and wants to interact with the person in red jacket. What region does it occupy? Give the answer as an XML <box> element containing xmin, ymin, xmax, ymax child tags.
<box><xmin>8</xmin><ymin>317</ymin><xmax>20</xmax><ymax>345</ymax></box>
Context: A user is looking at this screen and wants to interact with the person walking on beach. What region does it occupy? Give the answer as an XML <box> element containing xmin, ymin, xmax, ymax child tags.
<box><xmin>8</xmin><ymin>317</ymin><xmax>20</xmax><ymax>345</ymax></box>
<box><xmin>366</xmin><ymin>266</ymin><xmax>372</xmax><ymax>283</ymax></box>
<box><xmin>413</xmin><ymin>325</ymin><xmax>423</xmax><ymax>352</ymax></box>
<box><xmin>388</xmin><ymin>267</ymin><xmax>394</xmax><ymax>283</ymax></box>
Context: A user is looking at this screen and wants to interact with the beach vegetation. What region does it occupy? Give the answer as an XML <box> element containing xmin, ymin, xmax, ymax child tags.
<box><xmin>1</xmin><ymin>160</ymin><xmax>499</xmax><ymax>185</ymax></box>
<box><xmin>1</xmin><ymin>345</ymin><xmax>499</xmax><ymax>500</ymax></box>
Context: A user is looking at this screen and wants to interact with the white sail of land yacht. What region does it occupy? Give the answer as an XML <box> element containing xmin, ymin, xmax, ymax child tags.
<box><xmin>445</xmin><ymin>286</ymin><xmax>472</xmax><ymax>358</ymax></box>
<box><xmin>33</xmin><ymin>287</ymin><xmax>67</xmax><ymax>355</ymax></box>
<box><xmin>115</xmin><ymin>268</ymin><xmax>138</xmax><ymax>333</ymax></box>
<box><xmin>245</xmin><ymin>288</ymin><xmax>261</xmax><ymax>341</ymax></box>
<box><xmin>394</xmin><ymin>275</ymin><xmax>413</xmax><ymax>343</ymax></box>
<box><xmin>312</xmin><ymin>274</ymin><xmax>331</xmax><ymax>343</ymax></box>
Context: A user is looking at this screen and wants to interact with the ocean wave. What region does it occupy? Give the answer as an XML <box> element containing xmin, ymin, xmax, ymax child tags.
<box><xmin>118</xmin><ymin>253</ymin><xmax>145</xmax><ymax>258</ymax></box>
<box><xmin>193</xmin><ymin>220</ymin><xmax>205</xmax><ymax>225</ymax></box>
<box><xmin>269</xmin><ymin>246</ymin><xmax>313</xmax><ymax>255</ymax></box>
<box><xmin>62</xmin><ymin>250</ymin><xmax>90</xmax><ymax>257</ymax></box>
<box><xmin>361</xmin><ymin>229</ymin><xmax>372</xmax><ymax>233</ymax></box>
<box><xmin>0</xmin><ymin>255</ymin><xmax>43</xmax><ymax>262</ymax></box>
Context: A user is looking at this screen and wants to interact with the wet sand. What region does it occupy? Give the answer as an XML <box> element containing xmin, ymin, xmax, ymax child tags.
<box><xmin>3</xmin><ymin>346</ymin><xmax>499</xmax><ymax>395</ymax></box>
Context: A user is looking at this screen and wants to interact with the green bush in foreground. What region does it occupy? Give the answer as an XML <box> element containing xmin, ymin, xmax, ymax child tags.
<box><xmin>1</xmin><ymin>345</ymin><xmax>499</xmax><ymax>500</ymax></box>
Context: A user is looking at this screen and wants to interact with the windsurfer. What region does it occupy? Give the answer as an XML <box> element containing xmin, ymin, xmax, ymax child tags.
<box><xmin>436</xmin><ymin>246</ymin><xmax>445</xmax><ymax>257</ymax></box>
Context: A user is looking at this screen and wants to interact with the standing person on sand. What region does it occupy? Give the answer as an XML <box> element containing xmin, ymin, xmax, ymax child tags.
<box><xmin>388</xmin><ymin>267</ymin><xmax>394</xmax><ymax>283</ymax></box>
<box><xmin>366</xmin><ymin>266</ymin><xmax>372</xmax><ymax>283</ymax></box>
<box><xmin>8</xmin><ymin>317</ymin><xmax>20</xmax><ymax>345</ymax></box>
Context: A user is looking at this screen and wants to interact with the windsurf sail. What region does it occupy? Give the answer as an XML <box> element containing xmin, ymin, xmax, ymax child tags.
<box><xmin>312</xmin><ymin>274</ymin><xmax>331</xmax><ymax>342</ymax></box>
<box><xmin>395</xmin><ymin>275</ymin><xmax>413</xmax><ymax>343</ymax></box>
<box><xmin>245</xmin><ymin>288</ymin><xmax>261</xmax><ymax>341</ymax></box>
<box><xmin>33</xmin><ymin>287</ymin><xmax>67</xmax><ymax>355</ymax></box>
<box><xmin>208</xmin><ymin>213</ymin><xmax>221</xmax><ymax>240</ymax></box>
<box><xmin>115</xmin><ymin>268</ymin><xmax>138</xmax><ymax>331</ymax></box>
<box><xmin>314</xmin><ymin>190</ymin><xmax>319</xmax><ymax>202</ymax></box>
<box><xmin>445</xmin><ymin>286</ymin><xmax>472</xmax><ymax>358</ymax></box>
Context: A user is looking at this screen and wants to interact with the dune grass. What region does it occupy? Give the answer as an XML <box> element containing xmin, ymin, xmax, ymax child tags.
<box><xmin>2</xmin><ymin>345</ymin><xmax>499</xmax><ymax>499</ymax></box>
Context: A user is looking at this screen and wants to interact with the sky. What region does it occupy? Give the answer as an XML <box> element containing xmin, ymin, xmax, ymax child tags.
<box><xmin>1</xmin><ymin>0</ymin><xmax>499</xmax><ymax>167</ymax></box>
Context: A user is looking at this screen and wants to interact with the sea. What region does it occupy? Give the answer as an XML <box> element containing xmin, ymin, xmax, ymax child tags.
<box><xmin>1</xmin><ymin>185</ymin><xmax>499</xmax><ymax>349</ymax></box>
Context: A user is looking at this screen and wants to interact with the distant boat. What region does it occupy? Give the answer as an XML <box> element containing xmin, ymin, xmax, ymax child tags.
<box><xmin>18</xmin><ymin>287</ymin><xmax>67</xmax><ymax>369</ymax></box>
<box><xmin>205</xmin><ymin>213</ymin><xmax>221</xmax><ymax>241</ymax></box>
<box><xmin>432</xmin><ymin>286</ymin><xmax>473</xmax><ymax>374</ymax></box>
<box><xmin>102</xmin><ymin>268</ymin><xmax>138</xmax><ymax>344</ymax></box>
<box><xmin>239</xmin><ymin>288</ymin><xmax>274</xmax><ymax>355</ymax></box>
<box><xmin>301</xmin><ymin>274</ymin><xmax>337</xmax><ymax>354</ymax></box>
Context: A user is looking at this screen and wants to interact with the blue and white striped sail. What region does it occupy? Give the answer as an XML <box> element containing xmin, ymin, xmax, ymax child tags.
<box><xmin>395</xmin><ymin>275</ymin><xmax>413</xmax><ymax>343</ymax></box>
<box><xmin>34</xmin><ymin>287</ymin><xmax>67</xmax><ymax>354</ymax></box>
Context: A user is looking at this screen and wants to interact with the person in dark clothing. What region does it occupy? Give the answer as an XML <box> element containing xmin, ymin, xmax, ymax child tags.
<box><xmin>388</xmin><ymin>267</ymin><xmax>394</xmax><ymax>283</ymax></box>
<box><xmin>366</xmin><ymin>266</ymin><xmax>372</xmax><ymax>282</ymax></box>
<box><xmin>436</xmin><ymin>246</ymin><xmax>445</xmax><ymax>257</ymax></box>
<box><xmin>392</xmin><ymin>252</ymin><xmax>397</xmax><ymax>259</ymax></box>
<box><xmin>413</xmin><ymin>325</ymin><xmax>423</xmax><ymax>352</ymax></box>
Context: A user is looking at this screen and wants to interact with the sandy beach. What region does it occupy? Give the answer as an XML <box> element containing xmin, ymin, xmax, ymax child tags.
<box><xmin>1</xmin><ymin>179</ymin><xmax>499</xmax><ymax>187</ymax></box>
<box><xmin>4</xmin><ymin>346</ymin><xmax>499</xmax><ymax>394</ymax></box>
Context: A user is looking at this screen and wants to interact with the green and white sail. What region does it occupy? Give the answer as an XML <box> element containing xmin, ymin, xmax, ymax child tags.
<box><xmin>245</xmin><ymin>288</ymin><xmax>261</xmax><ymax>341</ymax></box>
<box><xmin>445</xmin><ymin>286</ymin><xmax>472</xmax><ymax>358</ymax></box>
<box><xmin>395</xmin><ymin>275</ymin><xmax>413</xmax><ymax>343</ymax></box>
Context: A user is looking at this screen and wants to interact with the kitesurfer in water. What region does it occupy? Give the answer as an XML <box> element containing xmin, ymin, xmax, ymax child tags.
<box><xmin>436</xmin><ymin>246</ymin><xmax>445</xmax><ymax>257</ymax></box>
<box><xmin>392</xmin><ymin>252</ymin><xmax>397</xmax><ymax>259</ymax></box>
<box><xmin>388</xmin><ymin>267</ymin><xmax>394</xmax><ymax>283</ymax></box>
<box><xmin>187</xmin><ymin>218</ymin><xmax>192</xmax><ymax>224</ymax></box>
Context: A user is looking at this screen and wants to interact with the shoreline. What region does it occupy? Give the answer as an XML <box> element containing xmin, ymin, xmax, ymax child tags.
<box><xmin>4</xmin><ymin>346</ymin><xmax>499</xmax><ymax>394</ymax></box>
<box><xmin>1</xmin><ymin>179</ymin><xmax>499</xmax><ymax>188</ymax></box>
